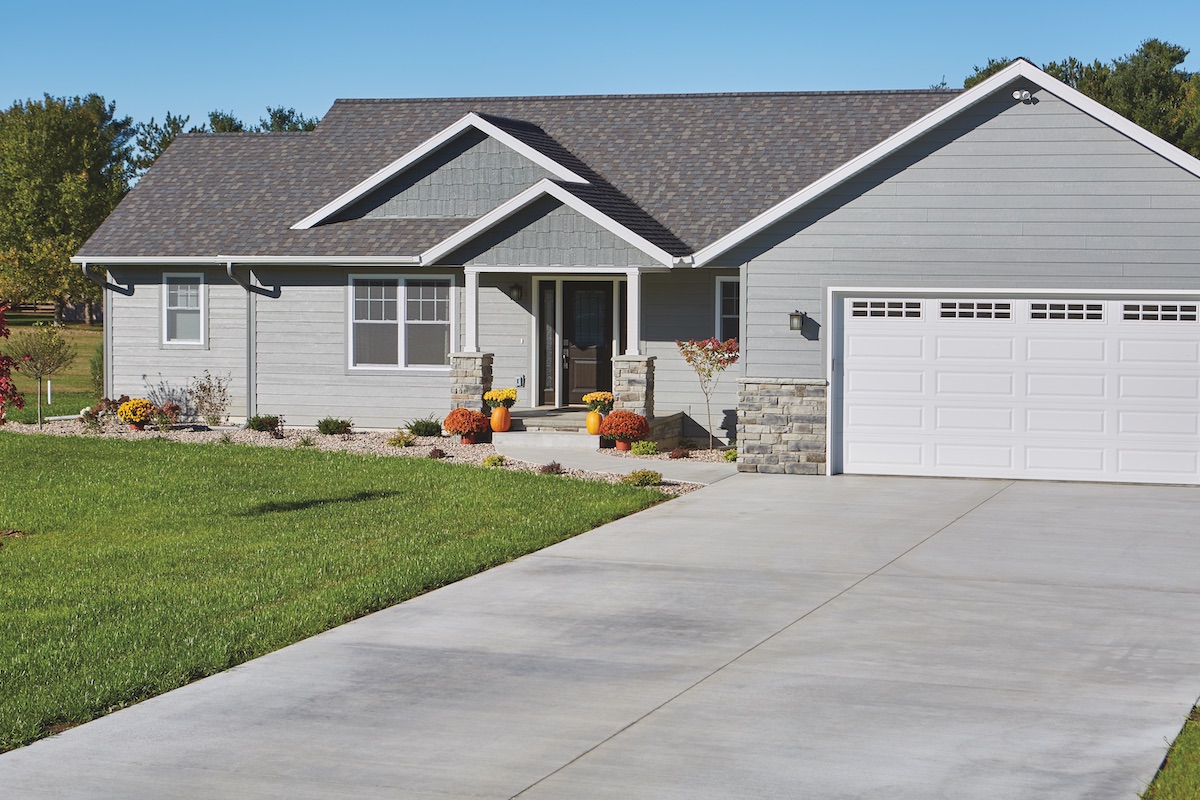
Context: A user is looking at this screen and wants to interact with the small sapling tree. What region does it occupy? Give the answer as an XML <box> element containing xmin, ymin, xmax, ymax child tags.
<box><xmin>676</xmin><ymin>337</ymin><xmax>740</xmax><ymax>450</ymax></box>
<box><xmin>4</xmin><ymin>323</ymin><xmax>75</xmax><ymax>428</ymax></box>
<box><xmin>0</xmin><ymin>304</ymin><xmax>25</xmax><ymax>424</ymax></box>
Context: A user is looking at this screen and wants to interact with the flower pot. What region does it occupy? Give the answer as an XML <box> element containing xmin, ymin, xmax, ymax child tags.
<box><xmin>615</xmin><ymin>439</ymin><xmax>632</xmax><ymax>451</ymax></box>
<box><xmin>586</xmin><ymin>410</ymin><xmax>603</xmax><ymax>435</ymax></box>
<box><xmin>129</xmin><ymin>423</ymin><xmax>145</xmax><ymax>431</ymax></box>
<box><xmin>460</xmin><ymin>433</ymin><xmax>477</xmax><ymax>445</ymax></box>
<box><xmin>490</xmin><ymin>406</ymin><xmax>511</xmax><ymax>433</ymax></box>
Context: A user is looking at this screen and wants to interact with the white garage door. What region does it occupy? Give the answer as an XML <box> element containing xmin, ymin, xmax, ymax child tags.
<box><xmin>840</xmin><ymin>295</ymin><xmax>1200</xmax><ymax>484</ymax></box>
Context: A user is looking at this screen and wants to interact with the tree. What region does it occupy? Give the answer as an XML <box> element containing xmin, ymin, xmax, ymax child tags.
<box><xmin>0</xmin><ymin>94</ymin><xmax>133</xmax><ymax>321</ymax></box>
<box><xmin>206</xmin><ymin>110</ymin><xmax>247</xmax><ymax>133</ymax></box>
<box><xmin>961</xmin><ymin>40</ymin><xmax>1200</xmax><ymax>158</ymax></box>
<box><xmin>3</xmin><ymin>323</ymin><xmax>76</xmax><ymax>428</ymax></box>
<box><xmin>258</xmin><ymin>106</ymin><xmax>318</xmax><ymax>132</ymax></box>
<box><xmin>676</xmin><ymin>337</ymin><xmax>740</xmax><ymax>450</ymax></box>
<box><xmin>0</xmin><ymin>304</ymin><xmax>24</xmax><ymax>424</ymax></box>
<box><xmin>132</xmin><ymin>111</ymin><xmax>196</xmax><ymax>173</ymax></box>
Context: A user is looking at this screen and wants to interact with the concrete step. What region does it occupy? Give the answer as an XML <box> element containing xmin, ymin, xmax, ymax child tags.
<box><xmin>493</xmin><ymin>429</ymin><xmax>601</xmax><ymax>451</ymax></box>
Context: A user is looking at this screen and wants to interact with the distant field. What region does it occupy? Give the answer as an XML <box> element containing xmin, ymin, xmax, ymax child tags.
<box><xmin>2</xmin><ymin>311</ymin><xmax>102</xmax><ymax>405</ymax></box>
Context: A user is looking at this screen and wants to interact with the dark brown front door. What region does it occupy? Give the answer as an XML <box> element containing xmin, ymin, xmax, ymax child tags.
<box><xmin>564</xmin><ymin>282</ymin><xmax>612</xmax><ymax>404</ymax></box>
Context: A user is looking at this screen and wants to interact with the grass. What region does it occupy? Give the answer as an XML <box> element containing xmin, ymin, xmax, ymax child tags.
<box><xmin>0</xmin><ymin>433</ymin><xmax>665</xmax><ymax>752</ymax></box>
<box><xmin>1142</xmin><ymin>707</ymin><xmax>1200</xmax><ymax>799</ymax></box>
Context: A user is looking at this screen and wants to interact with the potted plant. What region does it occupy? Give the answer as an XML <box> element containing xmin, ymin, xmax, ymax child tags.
<box><xmin>582</xmin><ymin>391</ymin><xmax>614</xmax><ymax>435</ymax></box>
<box><xmin>598</xmin><ymin>409</ymin><xmax>649</xmax><ymax>451</ymax></box>
<box><xmin>117</xmin><ymin>398</ymin><xmax>156</xmax><ymax>431</ymax></box>
<box><xmin>443</xmin><ymin>407</ymin><xmax>490</xmax><ymax>444</ymax></box>
<box><xmin>484</xmin><ymin>388</ymin><xmax>517</xmax><ymax>432</ymax></box>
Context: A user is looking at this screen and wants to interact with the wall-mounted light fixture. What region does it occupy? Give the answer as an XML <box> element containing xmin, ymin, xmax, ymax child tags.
<box><xmin>789</xmin><ymin>310</ymin><xmax>807</xmax><ymax>330</ymax></box>
<box><xmin>1012</xmin><ymin>89</ymin><xmax>1032</xmax><ymax>102</ymax></box>
<box><xmin>508</xmin><ymin>283</ymin><xmax>523</xmax><ymax>302</ymax></box>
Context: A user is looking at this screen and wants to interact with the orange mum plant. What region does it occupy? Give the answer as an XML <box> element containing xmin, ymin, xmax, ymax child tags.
<box><xmin>443</xmin><ymin>407</ymin><xmax>490</xmax><ymax>436</ymax></box>
<box><xmin>598</xmin><ymin>410</ymin><xmax>649</xmax><ymax>442</ymax></box>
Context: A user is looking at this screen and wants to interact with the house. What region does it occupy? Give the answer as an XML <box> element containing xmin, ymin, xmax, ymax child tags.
<box><xmin>75</xmin><ymin>60</ymin><xmax>1200</xmax><ymax>484</ymax></box>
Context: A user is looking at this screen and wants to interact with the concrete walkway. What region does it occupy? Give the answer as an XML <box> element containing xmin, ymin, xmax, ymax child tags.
<box><xmin>3</xmin><ymin>475</ymin><xmax>1200</xmax><ymax>798</ymax></box>
<box><xmin>496</xmin><ymin>442</ymin><xmax>739</xmax><ymax>484</ymax></box>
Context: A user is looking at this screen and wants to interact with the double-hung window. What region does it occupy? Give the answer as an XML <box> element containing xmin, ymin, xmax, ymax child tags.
<box><xmin>716</xmin><ymin>277</ymin><xmax>740</xmax><ymax>341</ymax></box>
<box><xmin>164</xmin><ymin>273</ymin><xmax>203</xmax><ymax>344</ymax></box>
<box><xmin>351</xmin><ymin>276</ymin><xmax>452</xmax><ymax>368</ymax></box>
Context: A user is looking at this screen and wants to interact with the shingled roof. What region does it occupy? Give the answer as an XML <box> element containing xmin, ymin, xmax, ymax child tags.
<box><xmin>77</xmin><ymin>89</ymin><xmax>960</xmax><ymax>260</ymax></box>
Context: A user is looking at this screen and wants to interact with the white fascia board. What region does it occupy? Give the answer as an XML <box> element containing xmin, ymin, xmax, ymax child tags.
<box><xmin>691</xmin><ymin>60</ymin><xmax>1200</xmax><ymax>267</ymax></box>
<box><xmin>420</xmin><ymin>178</ymin><xmax>679</xmax><ymax>268</ymax></box>
<box><xmin>290</xmin><ymin>112</ymin><xmax>590</xmax><ymax>230</ymax></box>
<box><xmin>72</xmin><ymin>255</ymin><xmax>421</xmax><ymax>266</ymax></box>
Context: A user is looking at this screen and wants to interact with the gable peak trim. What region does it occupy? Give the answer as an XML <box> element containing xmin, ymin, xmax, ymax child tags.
<box><xmin>290</xmin><ymin>112</ymin><xmax>590</xmax><ymax>230</ymax></box>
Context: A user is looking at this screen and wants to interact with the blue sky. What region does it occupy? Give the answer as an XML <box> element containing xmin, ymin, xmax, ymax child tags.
<box><xmin>5</xmin><ymin>0</ymin><xmax>1199</xmax><ymax>127</ymax></box>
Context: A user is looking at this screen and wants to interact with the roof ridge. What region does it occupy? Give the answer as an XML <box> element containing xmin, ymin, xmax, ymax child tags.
<box><xmin>331</xmin><ymin>88</ymin><xmax>962</xmax><ymax>105</ymax></box>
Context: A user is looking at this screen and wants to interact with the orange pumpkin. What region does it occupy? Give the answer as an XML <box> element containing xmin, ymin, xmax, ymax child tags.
<box><xmin>490</xmin><ymin>406</ymin><xmax>511</xmax><ymax>432</ymax></box>
<box><xmin>586</xmin><ymin>410</ymin><xmax>603</xmax><ymax>435</ymax></box>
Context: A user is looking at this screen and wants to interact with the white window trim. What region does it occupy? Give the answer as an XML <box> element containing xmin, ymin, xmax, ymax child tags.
<box><xmin>162</xmin><ymin>272</ymin><xmax>205</xmax><ymax>347</ymax></box>
<box><xmin>347</xmin><ymin>273</ymin><xmax>456</xmax><ymax>371</ymax></box>
<box><xmin>716</xmin><ymin>276</ymin><xmax>740</xmax><ymax>340</ymax></box>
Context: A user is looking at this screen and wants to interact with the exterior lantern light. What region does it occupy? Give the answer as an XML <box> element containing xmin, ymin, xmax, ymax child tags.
<box><xmin>789</xmin><ymin>310</ymin><xmax>807</xmax><ymax>330</ymax></box>
<box><xmin>508</xmin><ymin>283</ymin><xmax>524</xmax><ymax>302</ymax></box>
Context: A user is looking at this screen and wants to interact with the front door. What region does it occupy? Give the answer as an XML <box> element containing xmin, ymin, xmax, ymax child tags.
<box><xmin>563</xmin><ymin>282</ymin><xmax>613</xmax><ymax>404</ymax></box>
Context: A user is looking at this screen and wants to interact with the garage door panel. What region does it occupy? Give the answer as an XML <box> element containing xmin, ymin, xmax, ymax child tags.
<box><xmin>842</xmin><ymin>295</ymin><xmax>1200</xmax><ymax>485</ymax></box>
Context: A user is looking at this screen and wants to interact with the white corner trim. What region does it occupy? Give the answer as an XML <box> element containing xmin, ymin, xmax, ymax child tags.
<box><xmin>419</xmin><ymin>178</ymin><xmax>678</xmax><ymax>268</ymax></box>
<box><xmin>691</xmin><ymin>59</ymin><xmax>1200</xmax><ymax>267</ymax></box>
<box><xmin>290</xmin><ymin>112</ymin><xmax>590</xmax><ymax>230</ymax></box>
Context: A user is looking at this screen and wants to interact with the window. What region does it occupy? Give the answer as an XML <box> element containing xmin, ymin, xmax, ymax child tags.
<box><xmin>1030</xmin><ymin>301</ymin><xmax>1103</xmax><ymax>321</ymax></box>
<box><xmin>939</xmin><ymin>301</ymin><xmax>1012</xmax><ymax>320</ymax></box>
<box><xmin>850</xmin><ymin>299</ymin><xmax>922</xmax><ymax>319</ymax></box>
<box><xmin>716</xmin><ymin>278</ymin><xmax>739</xmax><ymax>341</ymax></box>
<box><xmin>351</xmin><ymin>277</ymin><xmax>452</xmax><ymax>368</ymax></box>
<box><xmin>1122</xmin><ymin>302</ymin><xmax>1198</xmax><ymax>322</ymax></box>
<box><xmin>164</xmin><ymin>274</ymin><xmax>203</xmax><ymax>344</ymax></box>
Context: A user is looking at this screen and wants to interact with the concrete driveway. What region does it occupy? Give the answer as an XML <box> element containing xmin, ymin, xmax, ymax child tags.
<box><xmin>3</xmin><ymin>475</ymin><xmax>1199</xmax><ymax>799</ymax></box>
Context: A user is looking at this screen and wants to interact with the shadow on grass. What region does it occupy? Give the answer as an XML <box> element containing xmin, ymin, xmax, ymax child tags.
<box><xmin>236</xmin><ymin>490</ymin><xmax>405</xmax><ymax>516</ymax></box>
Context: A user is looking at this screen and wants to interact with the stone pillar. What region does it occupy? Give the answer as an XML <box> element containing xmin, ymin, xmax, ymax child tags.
<box><xmin>450</xmin><ymin>352</ymin><xmax>493</xmax><ymax>412</ymax></box>
<box><xmin>736</xmin><ymin>377</ymin><xmax>827</xmax><ymax>475</ymax></box>
<box><xmin>613</xmin><ymin>355</ymin><xmax>655</xmax><ymax>419</ymax></box>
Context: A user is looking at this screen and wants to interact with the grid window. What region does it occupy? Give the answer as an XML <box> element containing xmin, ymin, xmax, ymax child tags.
<box><xmin>940</xmin><ymin>301</ymin><xmax>1012</xmax><ymax>320</ymax></box>
<box><xmin>717</xmin><ymin>279</ymin><xmax>739</xmax><ymax>341</ymax></box>
<box><xmin>1030</xmin><ymin>302</ymin><xmax>1103</xmax><ymax>321</ymax></box>
<box><xmin>851</xmin><ymin>300</ymin><xmax>922</xmax><ymax>319</ymax></box>
<box><xmin>1122</xmin><ymin>303</ymin><xmax>1198</xmax><ymax>322</ymax></box>
<box><xmin>352</xmin><ymin>278</ymin><xmax>451</xmax><ymax>367</ymax></box>
<box><xmin>164</xmin><ymin>275</ymin><xmax>202</xmax><ymax>343</ymax></box>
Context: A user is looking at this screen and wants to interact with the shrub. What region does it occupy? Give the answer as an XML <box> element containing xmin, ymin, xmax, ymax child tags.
<box><xmin>539</xmin><ymin>461</ymin><xmax>565</xmax><ymax>475</ymax></box>
<box><xmin>217</xmin><ymin>432</ymin><xmax>234</xmax><ymax>445</ymax></box>
<box><xmin>630</xmin><ymin>440</ymin><xmax>658</xmax><ymax>456</ymax></box>
<box><xmin>153</xmin><ymin>402</ymin><xmax>181</xmax><ymax>430</ymax></box>
<box><xmin>80</xmin><ymin>405</ymin><xmax>101</xmax><ymax>431</ymax></box>
<box><xmin>387</xmin><ymin>430</ymin><xmax>415</xmax><ymax>448</ymax></box>
<box><xmin>117</xmin><ymin>398</ymin><xmax>156</xmax><ymax>425</ymax></box>
<box><xmin>189</xmin><ymin>371</ymin><xmax>231</xmax><ymax>427</ymax></box>
<box><xmin>668</xmin><ymin>447</ymin><xmax>691</xmax><ymax>460</ymax></box>
<box><xmin>481</xmin><ymin>454</ymin><xmax>506</xmax><ymax>468</ymax></box>
<box><xmin>295</xmin><ymin>434</ymin><xmax>317</xmax><ymax>448</ymax></box>
<box><xmin>406</xmin><ymin>416</ymin><xmax>442</xmax><ymax>437</ymax></box>
<box><xmin>676</xmin><ymin>337</ymin><xmax>740</xmax><ymax>450</ymax></box>
<box><xmin>722</xmin><ymin>447</ymin><xmax>738</xmax><ymax>462</ymax></box>
<box><xmin>621</xmin><ymin>469</ymin><xmax>662</xmax><ymax>487</ymax></box>
<box><xmin>246</xmin><ymin>414</ymin><xmax>283</xmax><ymax>434</ymax></box>
<box><xmin>598</xmin><ymin>410</ymin><xmax>649</xmax><ymax>442</ymax></box>
<box><xmin>582</xmin><ymin>391</ymin><xmax>614</xmax><ymax>413</ymax></box>
<box><xmin>89</xmin><ymin>341</ymin><xmax>104</xmax><ymax>398</ymax></box>
<box><xmin>483</xmin><ymin>388</ymin><xmax>517</xmax><ymax>409</ymax></box>
<box><xmin>316</xmin><ymin>417</ymin><xmax>353</xmax><ymax>435</ymax></box>
<box><xmin>0</xmin><ymin>305</ymin><xmax>23</xmax><ymax>424</ymax></box>
<box><xmin>443</xmin><ymin>407</ymin><xmax>489</xmax><ymax>437</ymax></box>
<box><xmin>427</xmin><ymin>447</ymin><xmax>446</xmax><ymax>459</ymax></box>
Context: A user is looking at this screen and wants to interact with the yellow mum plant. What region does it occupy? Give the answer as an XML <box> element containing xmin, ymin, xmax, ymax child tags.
<box><xmin>117</xmin><ymin>398</ymin><xmax>156</xmax><ymax>424</ymax></box>
<box><xmin>483</xmin><ymin>388</ymin><xmax>517</xmax><ymax>408</ymax></box>
<box><xmin>582</xmin><ymin>391</ymin><xmax>614</xmax><ymax>412</ymax></box>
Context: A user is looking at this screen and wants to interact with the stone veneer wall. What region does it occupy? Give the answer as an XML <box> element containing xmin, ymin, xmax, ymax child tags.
<box><xmin>613</xmin><ymin>355</ymin><xmax>655</xmax><ymax>419</ymax></box>
<box><xmin>450</xmin><ymin>352</ymin><xmax>494</xmax><ymax>412</ymax></box>
<box><xmin>736</xmin><ymin>378</ymin><xmax>828</xmax><ymax>474</ymax></box>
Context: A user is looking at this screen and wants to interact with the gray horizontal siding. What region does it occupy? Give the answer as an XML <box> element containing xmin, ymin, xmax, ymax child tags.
<box><xmin>107</xmin><ymin>267</ymin><xmax>247</xmax><ymax>412</ymax></box>
<box><xmin>478</xmin><ymin>275</ymin><xmax>534</xmax><ymax>408</ymax></box>
<box><xmin>735</xmin><ymin>79</ymin><xmax>1200</xmax><ymax>380</ymax></box>
<box><xmin>454</xmin><ymin>198</ymin><xmax>659</xmax><ymax>268</ymax></box>
<box><xmin>347</xmin><ymin>131</ymin><xmax>554</xmax><ymax>220</ymax></box>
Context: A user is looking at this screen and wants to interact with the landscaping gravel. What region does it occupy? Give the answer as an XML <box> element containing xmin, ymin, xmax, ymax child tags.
<box><xmin>3</xmin><ymin>419</ymin><xmax>702</xmax><ymax>495</ymax></box>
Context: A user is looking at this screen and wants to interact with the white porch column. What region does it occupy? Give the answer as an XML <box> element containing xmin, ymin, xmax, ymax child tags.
<box><xmin>464</xmin><ymin>268</ymin><xmax>479</xmax><ymax>353</ymax></box>
<box><xmin>625</xmin><ymin>267</ymin><xmax>641</xmax><ymax>355</ymax></box>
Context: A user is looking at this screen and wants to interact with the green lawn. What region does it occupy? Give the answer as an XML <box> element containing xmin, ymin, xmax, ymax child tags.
<box><xmin>1143</xmin><ymin>708</ymin><xmax>1200</xmax><ymax>798</ymax></box>
<box><xmin>0</xmin><ymin>433</ymin><xmax>665</xmax><ymax>751</ymax></box>
<box><xmin>3</xmin><ymin>311</ymin><xmax>102</xmax><ymax>421</ymax></box>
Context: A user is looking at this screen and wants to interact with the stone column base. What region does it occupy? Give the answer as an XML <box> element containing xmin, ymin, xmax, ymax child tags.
<box><xmin>737</xmin><ymin>377</ymin><xmax>828</xmax><ymax>475</ymax></box>
<box><xmin>613</xmin><ymin>355</ymin><xmax>656</xmax><ymax>419</ymax></box>
<box><xmin>450</xmin><ymin>352</ymin><xmax>494</xmax><ymax>412</ymax></box>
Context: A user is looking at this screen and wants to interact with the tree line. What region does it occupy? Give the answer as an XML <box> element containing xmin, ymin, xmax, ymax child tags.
<box><xmin>2</xmin><ymin>39</ymin><xmax>1199</xmax><ymax>322</ymax></box>
<box><xmin>0</xmin><ymin>101</ymin><xmax>318</xmax><ymax>322</ymax></box>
